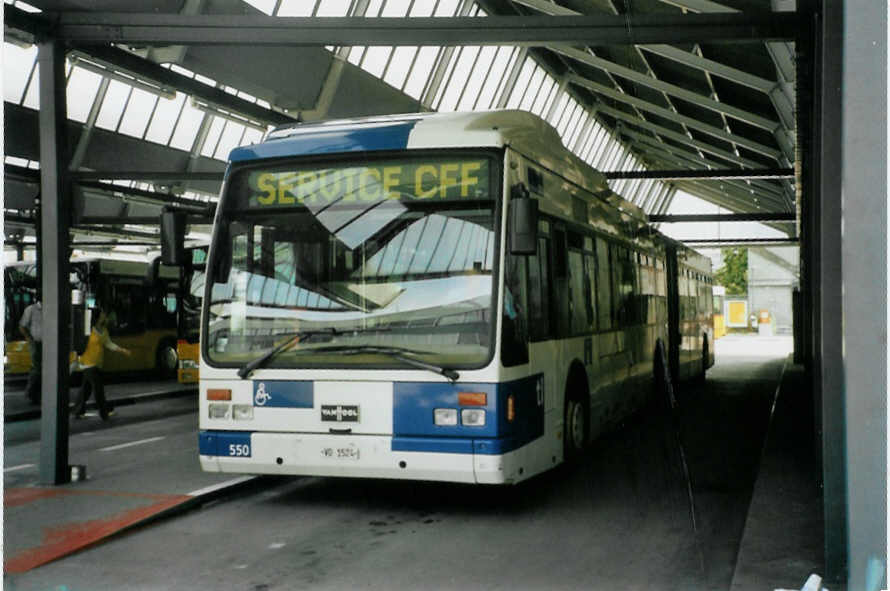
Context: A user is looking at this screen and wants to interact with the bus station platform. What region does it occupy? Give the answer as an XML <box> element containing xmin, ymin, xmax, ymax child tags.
<box><xmin>4</xmin><ymin>378</ymin><xmax>196</xmax><ymax>422</ymax></box>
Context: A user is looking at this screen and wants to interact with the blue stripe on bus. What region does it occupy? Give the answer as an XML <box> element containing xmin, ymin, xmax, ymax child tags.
<box><xmin>252</xmin><ymin>380</ymin><xmax>313</xmax><ymax>408</ymax></box>
<box><xmin>392</xmin><ymin>375</ymin><xmax>544</xmax><ymax>455</ymax></box>
<box><xmin>199</xmin><ymin>430</ymin><xmax>252</xmax><ymax>456</ymax></box>
<box><xmin>391</xmin><ymin>437</ymin><xmax>475</xmax><ymax>454</ymax></box>
<box><xmin>229</xmin><ymin>120</ymin><xmax>418</xmax><ymax>162</ymax></box>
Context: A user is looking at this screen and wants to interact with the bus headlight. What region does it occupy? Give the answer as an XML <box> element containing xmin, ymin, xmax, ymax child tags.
<box><xmin>208</xmin><ymin>403</ymin><xmax>230</xmax><ymax>419</ymax></box>
<box><xmin>180</xmin><ymin>359</ymin><xmax>199</xmax><ymax>369</ymax></box>
<box><xmin>461</xmin><ymin>409</ymin><xmax>486</xmax><ymax>427</ymax></box>
<box><xmin>232</xmin><ymin>405</ymin><xmax>254</xmax><ymax>421</ymax></box>
<box><xmin>434</xmin><ymin>408</ymin><xmax>458</xmax><ymax>426</ymax></box>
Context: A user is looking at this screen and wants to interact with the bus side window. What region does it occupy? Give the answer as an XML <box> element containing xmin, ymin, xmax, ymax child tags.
<box><xmin>502</xmin><ymin>253</ymin><xmax>529</xmax><ymax>367</ymax></box>
<box><xmin>595</xmin><ymin>237</ymin><xmax>612</xmax><ymax>331</ymax></box>
<box><xmin>528</xmin><ymin>236</ymin><xmax>552</xmax><ymax>341</ymax></box>
<box><xmin>551</xmin><ymin>227</ymin><xmax>569</xmax><ymax>337</ymax></box>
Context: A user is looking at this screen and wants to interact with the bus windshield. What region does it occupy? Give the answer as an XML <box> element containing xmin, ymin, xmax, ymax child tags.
<box><xmin>205</xmin><ymin>153</ymin><xmax>500</xmax><ymax>371</ymax></box>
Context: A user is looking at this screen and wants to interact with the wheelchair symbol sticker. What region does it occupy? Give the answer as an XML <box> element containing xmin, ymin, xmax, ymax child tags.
<box><xmin>254</xmin><ymin>382</ymin><xmax>272</xmax><ymax>406</ymax></box>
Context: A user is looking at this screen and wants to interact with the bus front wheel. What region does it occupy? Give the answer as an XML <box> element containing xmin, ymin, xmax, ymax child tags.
<box><xmin>563</xmin><ymin>381</ymin><xmax>589</xmax><ymax>461</ymax></box>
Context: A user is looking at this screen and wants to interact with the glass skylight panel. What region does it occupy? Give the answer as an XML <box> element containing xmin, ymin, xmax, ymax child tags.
<box><xmin>409</xmin><ymin>0</ymin><xmax>437</xmax><ymax>16</ymax></box>
<box><xmin>438</xmin><ymin>46</ymin><xmax>480</xmax><ymax>112</ymax></box>
<box><xmin>362</xmin><ymin>46</ymin><xmax>393</xmax><ymax>78</ymax></box>
<box><xmin>456</xmin><ymin>46</ymin><xmax>494</xmax><ymax>110</ymax></box>
<box><xmin>200</xmin><ymin>117</ymin><xmax>226</xmax><ymax>158</ymax></box>
<box><xmin>118</xmin><ymin>87</ymin><xmax>159</xmax><ymax>139</ymax></box>
<box><xmin>241</xmin><ymin>127</ymin><xmax>264</xmax><ymax>146</ymax></box>
<box><xmin>433</xmin><ymin>0</ymin><xmax>461</xmax><ymax>16</ymax></box>
<box><xmin>144</xmin><ymin>93</ymin><xmax>186</xmax><ymax>145</ymax></box>
<box><xmin>518</xmin><ymin>65</ymin><xmax>544</xmax><ymax>112</ymax></box>
<box><xmin>505</xmin><ymin>58</ymin><xmax>536</xmax><ymax>110</ymax></box>
<box><xmin>65</xmin><ymin>65</ymin><xmax>103</xmax><ymax>123</ymax></box>
<box><xmin>383</xmin><ymin>47</ymin><xmax>417</xmax><ymax>90</ymax></box>
<box><xmin>4</xmin><ymin>43</ymin><xmax>37</xmax><ymax>105</ymax></box>
<box><xmin>315</xmin><ymin>0</ymin><xmax>351</xmax><ymax>16</ymax></box>
<box><xmin>431</xmin><ymin>48</ymin><xmax>461</xmax><ymax>108</ymax></box>
<box><xmin>214</xmin><ymin>121</ymin><xmax>247</xmax><ymax>160</ymax></box>
<box><xmin>94</xmin><ymin>80</ymin><xmax>132</xmax><ymax>131</ymax></box>
<box><xmin>480</xmin><ymin>47</ymin><xmax>518</xmax><ymax>110</ymax></box>
<box><xmin>539</xmin><ymin>80</ymin><xmax>560</xmax><ymax>119</ymax></box>
<box><xmin>530</xmin><ymin>75</ymin><xmax>554</xmax><ymax>116</ymax></box>
<box><xmin>169</xmin><ymin>99</ymin><xmax>206</xmax><ymax>151</ymax></box>
<box><xmin>402</xmin><ymin>47</ymin><xmax>439</xmax><ymax>99</ymax></box>
<box><xmin>277</xmin><ymin>0</ymin><xmax>315</xmax><ymax>16</ymax></box>
<box><xmin>381</xmin><ymin>0</ymin><xmax>411</xmax><ymax>16</ymax></box>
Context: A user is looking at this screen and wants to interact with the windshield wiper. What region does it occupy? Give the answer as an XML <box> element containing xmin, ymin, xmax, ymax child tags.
<box><xmin>307</xmin><ymin>345</ymin><xmax>460</xmax><ymax>382</ymax></box>
<box><xmin>237</xmin><ymin>328</ymin><xmax>339</xmax><ymax>379</ymax></box>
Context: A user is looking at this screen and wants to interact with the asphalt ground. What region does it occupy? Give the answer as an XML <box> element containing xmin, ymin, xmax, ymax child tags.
<box><xmin>3</xmin><ymin>335</ymin><xmax>816</xmax><ymax>591</ymax></box>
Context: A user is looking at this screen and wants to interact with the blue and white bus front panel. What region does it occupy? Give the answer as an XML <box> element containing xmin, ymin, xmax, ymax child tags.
<box><xmin>198</xmin><ymin>374</ymin><xmax>546</xmax><ymax>485</ymax></box>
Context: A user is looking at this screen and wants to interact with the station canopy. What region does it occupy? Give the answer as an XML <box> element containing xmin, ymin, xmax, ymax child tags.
<box><xmin>3</xmin><ymin>0</ymin><xmax>797</xmax><ymax>255</ymax></box>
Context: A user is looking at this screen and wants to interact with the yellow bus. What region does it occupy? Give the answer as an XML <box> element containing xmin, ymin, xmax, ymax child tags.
<box><xmin>4</xmin><ymin>258</ymin><xmax>181</xmax><ymax>378</ymax></box>
<box><xmin>176</xmin><ymin>246</ymin><xmax>207</xmax><ymax>384</ymax></box>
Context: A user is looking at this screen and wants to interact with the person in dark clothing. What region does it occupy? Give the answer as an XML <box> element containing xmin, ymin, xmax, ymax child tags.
<box><xmin>19</xmin><ymin>300</ymin><xmax>42</xmax><ymax>405</ymax></box>
<box><xmin>72</xmin><ymin>310</ymin><xmax>132</xmax><ymax>420</ymax></box>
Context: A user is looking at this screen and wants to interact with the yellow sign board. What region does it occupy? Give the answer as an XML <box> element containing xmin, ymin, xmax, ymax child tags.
<box><xmin>242</xmin><ymin>158</ymin><xmax>491</xmax><ymax>208</ymax></box>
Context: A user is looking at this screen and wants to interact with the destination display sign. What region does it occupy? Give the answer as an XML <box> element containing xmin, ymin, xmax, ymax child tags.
<box><xmin>237</xmin><ymin>158</ymin><xmax>491</xmax><ymax>209</ymax></box>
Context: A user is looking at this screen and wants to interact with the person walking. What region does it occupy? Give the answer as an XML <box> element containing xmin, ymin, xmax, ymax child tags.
<box><xmin>18</xmin><ymin>299</ymin><xmax>42</xmax><ymax>405</ymax></box>
<box><xmin>72</xmin><ymin>310</ymin><xmax>132</xmax><ymax>420</ymax></box>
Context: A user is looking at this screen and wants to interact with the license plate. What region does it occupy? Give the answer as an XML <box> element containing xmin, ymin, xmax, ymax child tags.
<box><xmin>321</xmin><ymin>444</ymin><xmax>360</xmax><ymax>460</ymax></box>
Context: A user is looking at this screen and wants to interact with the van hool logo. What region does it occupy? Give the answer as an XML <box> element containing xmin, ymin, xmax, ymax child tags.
<box><xmin>321</xmin><ymin>405</ymin><xmax>360</xmax><ymax>422</ymax></box>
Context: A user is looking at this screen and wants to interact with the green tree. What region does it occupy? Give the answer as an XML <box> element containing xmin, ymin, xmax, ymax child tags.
<box><xmin>714</xmin><ymin>247</ymin><xmax>747</xmax><ymax>295</ymax></box>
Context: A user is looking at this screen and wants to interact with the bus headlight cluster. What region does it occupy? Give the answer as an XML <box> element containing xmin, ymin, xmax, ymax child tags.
<box><xmin>208</xmin><ymin>403</ymin><xmax>230</xmax><ymax>419</ymax></box>
<box><xmin>434</xmin><ymin>408</ymin><xmax>458</xmax><ymax>426</ymax></box>
<box><xmin>232</xmin><ymin>405</ymin><xmax>254</xmax><ymax>421</ymax></box>
<box><xmin>461</xmin><ymin>409</ymin><xmax>486</xmax><ymax>427</ymax></box>
<box><xmin>433</xmin><ymin>408</ymin><xmax>486</xmax><ymax>427</ymax></box>
<box><xmin>180</xmin><ymin>359</ymin><xmax>199</xmax><ymax>369</ymax></box>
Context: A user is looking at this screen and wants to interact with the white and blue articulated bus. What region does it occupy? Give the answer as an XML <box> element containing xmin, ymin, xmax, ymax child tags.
<box><xmin>191</xmin><ymin>110</ymin><xmax>714</xmax><ymax>485</ymax></box>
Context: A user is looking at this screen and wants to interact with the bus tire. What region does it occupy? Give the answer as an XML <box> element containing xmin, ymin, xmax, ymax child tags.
<box><xmin>156</xmin><ymin>338</ymin><xmax>178</xmax><ymax>378</ymax></box>
<box><xmin>697</xmin><ymin>336</ymin><xmax>709</xmax><ymax>383</ymax></box>
<box><xmin>563</xmin><ymin>371</ymin><xmax>589</xmax><ymax>462</ymax></box>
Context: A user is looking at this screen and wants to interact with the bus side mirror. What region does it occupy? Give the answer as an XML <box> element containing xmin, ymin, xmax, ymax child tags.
<box><xmin>160</xmin><ymin>210</ymin><xmax>186</xmax><ymax>266</ymax></box>
<box><xmin>508</xmin><ymin>184</ymin><xmax>538</xmax><ymax>256</ymax></box>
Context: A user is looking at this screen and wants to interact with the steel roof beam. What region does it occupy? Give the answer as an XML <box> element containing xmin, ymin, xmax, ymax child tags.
<box><xmin>6</xmin><ymin>9</ymin><xmax>800</xmax><ymax>46</ymax></box>
<box><xmin>640</xmin><ymin>44</ymin><xmax>774</xmax><ymax>93</ymax></box>
<box><xmin>599</xmin><ymin>104</ymin><xmax>766</xmax><ymax>168</ymax></box>
<box><xmin>571</xmin><ymin>76</ymin><xmax>782</xmax><ymax>160</ymax></box>
<box><xmin>638</xmin><ymin>146</ymin><xmax>788</xmax><ymax>207</ymax></box>
<box><xmin>553</xmin><ymin>46</ymin><xmax>780</xmax><ymax>133</ymax></box>
<box><xmin>620</xmin><ymin>128</ymin><xmax>794</xmax><ymax>209</ymax></box>
<box><xmin>604</xmin><ymin>168</ymin><xmax>794</xmax><ymax>180</ymax></box>
<box><xmin>649</xmin><ymin>213</ymin><xmax>795</xmax><ymax>222</ymax></box>
<box><xmin>72</xmin><ymin>171</ymin><xmax>225</xmax><ymax>182</ymax></box>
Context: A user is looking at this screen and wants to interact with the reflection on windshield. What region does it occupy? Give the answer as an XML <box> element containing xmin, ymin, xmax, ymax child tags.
<box><xmin>206</xmin><ymin>155</ymin><xmax>498</xmax><ymax>370</ymax></box>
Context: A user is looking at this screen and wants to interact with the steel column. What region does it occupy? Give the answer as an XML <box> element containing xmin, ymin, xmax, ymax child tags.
<box><xmin>37</xmin><ymin>39</ymin><xmax>72</xmax><ymax>486</ymax></box>
<box><xmin>841</xmin><ymin>1</ymin><xmax>887</xmax><ymax>588</ymax></box>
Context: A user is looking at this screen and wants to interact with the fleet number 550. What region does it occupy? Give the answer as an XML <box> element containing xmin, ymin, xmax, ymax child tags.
<box><xmin>228</xmin><ymin>443</ymin><xmax>250</xmax><ymax>457</ymax></box>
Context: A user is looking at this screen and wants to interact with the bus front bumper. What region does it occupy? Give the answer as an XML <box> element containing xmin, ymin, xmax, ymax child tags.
<box><xmin>198</xmin><ymin>430</ymin><xmax>525</xmax><ymax>485</ymax></box>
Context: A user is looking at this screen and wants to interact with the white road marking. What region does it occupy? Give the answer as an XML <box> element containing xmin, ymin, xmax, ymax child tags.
<box><xmin>98</xmin><ymin>436</ymin><xmax>166</xmax><ymax>452</ymax></box>
<box><xmin>268</xmin><ymin>543</ymin><xmax>285</xmax><ymax>550</ymax></box>
<box><xmin>4</xmin><ymin>464</ymin><xmax>35</xmax><ymax>473</ymax></box>
<box><xmin>188</xmin><ymin>475</ymin><xmax>256</xmax><ymax>497</ymax></box>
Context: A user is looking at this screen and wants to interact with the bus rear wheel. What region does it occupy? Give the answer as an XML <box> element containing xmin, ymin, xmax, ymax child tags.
<box><xmin>156</xmin><ymin>339</ymin><xmax>178</xmax><ymax>379</ymax></box>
